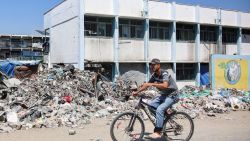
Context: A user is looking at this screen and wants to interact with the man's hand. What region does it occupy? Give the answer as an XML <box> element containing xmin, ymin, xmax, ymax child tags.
<box><xmin>131</xmin><ymin>83</ymin><xmax>152</xmax><ymax>97</ymax></box>
<box><xmin>141</xmin><ymin>83</ymin><xmax>151</xmax><ymax>89</ymax></box>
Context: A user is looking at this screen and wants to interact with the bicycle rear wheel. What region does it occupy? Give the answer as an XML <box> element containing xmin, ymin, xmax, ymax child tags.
<box><xmin>162</xmin><ymin>112</ymin><xmax>194</xmax><ymax>141</ymax></box>
<box><xmin>110</xmin><ymin>112</ymin><xmax>145</xmax><ymax>141</ymax></box>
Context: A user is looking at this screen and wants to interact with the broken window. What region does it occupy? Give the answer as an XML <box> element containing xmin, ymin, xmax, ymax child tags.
<box><xmin>119</xmin><ymin>19</ymin><xmax>144</xmax><ymax>39</ymax></box>
<box><xmin>176</xmin><ymin>63</ymin><xmax>197</xmax><ymax>80</ymax></box>
<box><xmin>222</xmin><ymin>28</ymin><xmax>237</xmax><ymax>43</ymax></box>
<box><xmin>176</xmin><ymin>24</ymin><xmax>195</xmax><ymax>42</ymax></box>
<box><xmin>84</xmin><ymin>16</ymin><xmax>112</xmax><ymax>37</ymax></box>
<box><xmin>149</xmin><ymin>21</ymin><xmax>170</xmax><ymax>40</ymax></box>
<box><xmin>200</xmin><ymin>26</ymin><xmax>216</xmax><ymax>43</ymax></box>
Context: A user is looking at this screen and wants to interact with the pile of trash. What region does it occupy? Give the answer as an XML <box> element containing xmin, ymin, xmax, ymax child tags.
<box><xmin>173</xmin><ymin>86</ymin><xmax>250</xmax><ymax>118</ymax></box>
<box><xmin>0</xmin><ymin>65</ymin><xmax>135</xmax><ymax>133</ymax></box>
<box><xmin>0</xmin><ymin>65</ymin><xmax>250</xmax><ymax>133</ymax></box>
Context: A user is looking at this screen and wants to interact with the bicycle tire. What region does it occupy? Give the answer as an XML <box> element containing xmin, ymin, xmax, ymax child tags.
<box><xmin>162</xmin><ymin>111</ymin><xmax>194</xmax><ymax>141</ymax></box>
<box><xmin>110</xmin><ymin>112</ymin><xmax>145</xmax><ymax>141</ymax></box>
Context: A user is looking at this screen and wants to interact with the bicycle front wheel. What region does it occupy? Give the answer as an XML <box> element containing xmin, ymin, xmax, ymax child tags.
<box><xmin>162</xmin><ymin>112</ymin><xmax>194</xmax><ymax>141</ymax></box>
<box><xmin>110</xmin><ymin>112</ymin><xmax>145</xmax><ymax>141</ymax></box>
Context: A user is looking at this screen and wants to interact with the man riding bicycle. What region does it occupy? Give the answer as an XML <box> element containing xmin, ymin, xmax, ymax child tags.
<box><xmin>132</xmin><ymin>58</ymin><xmax>179</xmax><ymax>139</ymax></box>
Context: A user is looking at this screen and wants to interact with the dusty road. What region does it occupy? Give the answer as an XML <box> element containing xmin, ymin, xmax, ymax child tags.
<box><xmin>0</xmin><ymin>111</ymin><xmax>249</xmax><ymax>141</ymax></box>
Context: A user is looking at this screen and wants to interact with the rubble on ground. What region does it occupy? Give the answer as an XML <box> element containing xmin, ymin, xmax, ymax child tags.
<box><xmin>0</xmin><ymin>65</ymin><xmax>249</xmax><ymax>133</ymax></box>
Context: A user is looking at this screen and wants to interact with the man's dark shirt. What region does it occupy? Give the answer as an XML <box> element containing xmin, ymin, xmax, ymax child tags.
<box><xmin>148</xmin><ymin>69</ymin><xmax>178</xmax><ymax>95</ymax></box>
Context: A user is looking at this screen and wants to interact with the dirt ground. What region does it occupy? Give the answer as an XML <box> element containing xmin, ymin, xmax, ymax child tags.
<box><xmin>0</xmin><ymin>111</ymin><xmax>249</xmax><ymax>141</ymax></box>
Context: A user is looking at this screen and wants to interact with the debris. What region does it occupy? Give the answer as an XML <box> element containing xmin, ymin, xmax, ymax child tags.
<box><xmin>68</xmin><ymin>129</ymin><xmax>76</xmax><ymax>135</ymax></box>
<box><xmin>0</xmin><ymin>65</ymin><xmax>249</xmax><ymax>133</ymax></box>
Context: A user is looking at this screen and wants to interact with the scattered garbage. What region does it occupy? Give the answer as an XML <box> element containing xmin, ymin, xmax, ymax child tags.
<box><xmin>0</xmin><ymin>65</ymin><xmax>249</xmax><ymax>133</ymax></box>
<box><xmin>68</xmin><ymin>129</ymin><xmax>76</xmax><ymax>135</ymax></box>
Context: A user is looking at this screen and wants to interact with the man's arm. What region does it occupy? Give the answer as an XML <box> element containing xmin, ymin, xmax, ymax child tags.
<box><xmin>132</xmin><ymin>81</ymin><xmax>169</xmax><ymax>96</ymax></box>
<box><xmin>148</xmin><ymin>81</ymin><xmax>169</xmax><ymax>89</ymax></box>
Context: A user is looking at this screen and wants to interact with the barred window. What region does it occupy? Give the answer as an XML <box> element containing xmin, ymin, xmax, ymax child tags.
<box><xmin>119</xmin><ymin>19</ymin><xmax>144</xmax><ymax>39</ymax></box>
<box><xmin>222</xmin><ymin>28</ymin><xmax>237</xmax><ymax>43</ymax></box>
<box><xmin>176</xmin><ymin>24</ymin><xmax>195</xmax><ymax>42</ymax></box>
<box><xmin>242</xmin><ymin>29</ymin><xmax>250</xmax><ymax>43</ymax></box>
<box><xmin>149</xmin><ymin>21</ymin><xmax>170</xmax><ymax>40</ymax></box>
<box><xmin>176</xmin><ymin>63</ymin><xmax>197</xmax><ymax>80</ymax></box>
<box><xmin>200</xmin><ymin>26</ymin><xmax>216</xmax><ymax>42</ymax></box>
<box><xmin>84</xmin><ymin>16</ymin><xmax>112</xmax><ymax>37</ymax></box>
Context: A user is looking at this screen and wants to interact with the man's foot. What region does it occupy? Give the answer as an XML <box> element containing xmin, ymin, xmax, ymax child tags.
<box><xmin>148</xmin><ymin>132</ymin><xmax>161</xmax><ymax>139</ymax></box>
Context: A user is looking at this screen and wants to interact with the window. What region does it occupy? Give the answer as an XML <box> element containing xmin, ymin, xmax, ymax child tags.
<box><xmin>176</xmin><ymin>63</ymin><xmax>197</xmax><ymax>80</ymax></box>
<box><xmin>0</xmin><ymin>37</ymin><xmax>11</xmax><ymax>48</ymax></box>
<box><xmin>176</xmin><ymin>24</ymin><xmax>195</xmax><ymax>41</ymax></box>
<box><xmin>149</xmin><ymin>21</ymin><xmax>170</xmax><ymax>40</ymax></box>
<box><xmin>200</xmin><ymin>26</ymin><xmax>216</xmax><ymax>42</ymax></box>
<box><xmin>222</xmin><ymin>28</ymin><xmax>237</xmax><ymax>43</ymax></box>
<box><xmin>11</xmin><ymin>38</ymin><xmax>22</xmax><ymax>48</ymax></box>
<box><xmin>84</xmin><ymin>16</ymin><xmax>112</xmax><ymax>37</ymax></box>
<box><xmin>119</xmin><ymin>19</ymin><xmax>144</xmax><ymax>39</ymax></box>
<box><xmin>242</xmin><ymin>29</ymin><xmax>250</xmax><ymax>43</ymax></box>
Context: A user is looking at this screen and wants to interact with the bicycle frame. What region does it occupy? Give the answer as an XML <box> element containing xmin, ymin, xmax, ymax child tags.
<box><xmin>134</xmin><ymin>96</ymin><xmax>178</xmax><ymax>126</ymax></box>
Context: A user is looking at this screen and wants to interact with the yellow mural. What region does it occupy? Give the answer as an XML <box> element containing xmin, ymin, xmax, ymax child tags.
<box><xmin>215</xmin><ymin>59</ymin><xmax>248</xmax><ymax>90</ymax></box>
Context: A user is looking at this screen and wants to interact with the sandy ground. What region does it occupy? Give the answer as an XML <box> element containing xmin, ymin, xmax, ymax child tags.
<box><xmin>0</xmin><ymin>111</ymin><xmax>249</xmax><ymax>141</ymax></box>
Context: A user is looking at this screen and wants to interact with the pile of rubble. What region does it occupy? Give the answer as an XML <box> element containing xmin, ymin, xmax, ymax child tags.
<box><xmin>0</xmin><ymin>65</ymin><xmax>135</xmax><ymax>133</ymax></box>
<box><xmin>173</xmin><ymin>86</ymin><xmax>250</xmax><ymax>118</ymax></box>
<box><xmin>0</xmin><ymin>65</ymin><xmax>249</xmax><ymax>133</ymax></box>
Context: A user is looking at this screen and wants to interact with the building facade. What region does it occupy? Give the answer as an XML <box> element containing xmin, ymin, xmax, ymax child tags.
<box><xmin>0</xmin><ymin>35</ymin><xmax>49</xmax><ymax>60</ymax></box>
<box><xmin>44</xmin><ymin>0</ymin><xmax>250</xmax><ymax>86</ymax></box>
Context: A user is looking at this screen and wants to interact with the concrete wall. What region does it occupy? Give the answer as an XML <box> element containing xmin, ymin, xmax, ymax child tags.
<box><xmin>221</xmin><ymin>10</ymin><xmax>238</xmax><ymax>26</ymax></box>
<box><xmin>199</xmin><ymin>7</ymin><xmax>217</xmax><ymax>25</ymax></box>
<box><xmin>225</xmin><ymin>44</ymin><xmax>237</xmax><ymax>55</ymax></box>
<box><xmin>175</xmin><ymin>4</ymin><xmax>195</xmax><ymax>22</ymax></box>
<box><xmin>241</xmin><ymin>43</ymin><xmax>250</xmax><ymax>55</ymax></box>
<box><xmin>85</xmin><ymin>37</ymin><xmax>113</xmax><ymax>62</ymax></box>
<box><xmin>84</xmin><ymin>0</ymin><xmax>113</xmax><ymax>16</ymax></box>
<box><xmin>118</xmin><ymin>39</ymin><xmax>144</xmax><ymax>62</ymax></box>
<box><xmin>176</xmin><ymin>42</ymin><xmax>196</xmax><ymax>62</ymax></box>
<box><xmin>148</xmin><ymin>1</ymin><xmax>171</xmax><ymax>20</ymax></box>
<box><xmin>50</xmin><ymin>17</ymin><xmax>79</xmax><ymax>64</ymax></box>
<box><xmin>149</xmin><ymin>41</ymin><xmax>171</xmax><ymax>61</ymax></box>
<box><xmin>119</xmin><ymin>0</ymin><xmax>144</xmax><ymax>18</ymax></box>
<box><xmin>44</xmin><ymin>0</ymin><xmax>78</xmax><ymax>29</ymax></box>
<box><xmin>241</xmin><ymin>12</ymin><xmax>250</xmax><ymax>28</ymax></box>
<box><xmin>200</xmin><ymin>43</ymin><xmax>217</xmax><ymax>62</ymax></box>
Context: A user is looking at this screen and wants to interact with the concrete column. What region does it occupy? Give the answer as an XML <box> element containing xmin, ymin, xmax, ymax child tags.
<box><xmin>217</xmin><ymin>9</ymin><xmax>222</xmax><ymax>54</ymax></box>
<box><xmin>171</xmin><ymin>2</ymin><xmax>176</xmax><ymax>80</ymax></box>
<box><xmin>144</xmin><ymin>19</ymin><xmax>149</xmax><ymax>81</ymax></box>
<box><xmin>237</xmin><ymin>12</ymin><xmax>242</xmax><ymax>55</ymax></box>
<box><xmin>143</xmin><ymin>0</ymin><xmax>149</xmax><ymax>81</ymax></box>
<box><xmin>79</xmin><ymin>0</ymin><xmax>85</xmax><ymax>70</ymax></box>
<box><xmin>113</xmin><ymin>0</ymin><xmax>120</xmax><ymax>80</ymax></box>
<box><xmin>113</xmin><ymin>17</ymin><xmax>120</xmax><ymax>78</ymax></box>
<box><xmin>195</xmin><ymin>6</ymin><xmax>200</xmax><ymax>86</ymax></box>
<box><xmin>237</xmin><ymin>27</ymin><xmax>242</xmax><ymax>55</ymax></box>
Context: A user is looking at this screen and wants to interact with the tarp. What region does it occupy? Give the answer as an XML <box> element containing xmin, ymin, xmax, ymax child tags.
<box><xmin>0</xmin><ymin>60</ymin><xmax>41</xmax><ymax>78</ymax></box>
<box><xmin>200</xmin><ymin>64</ymin><xmax>210</xmax><ymax>86</ymax></box>
<box><xmin>200</xmin><ymin>72</ymin><xmax>210</xmax><ymax>86</ymax></box>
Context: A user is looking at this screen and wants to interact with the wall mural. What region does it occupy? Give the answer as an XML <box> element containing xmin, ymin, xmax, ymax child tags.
<box><xmin>212</xmin><ymin>55</ymin><xmax>250</xmax><ymax>90</ymax></box>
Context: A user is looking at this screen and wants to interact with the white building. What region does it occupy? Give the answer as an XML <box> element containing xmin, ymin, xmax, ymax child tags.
<box><xmin>44</xmin><ymin>0</ymin><xmax>250</xmax><ymax>86</ymax></box>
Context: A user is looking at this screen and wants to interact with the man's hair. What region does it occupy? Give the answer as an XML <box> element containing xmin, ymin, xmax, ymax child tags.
<box><xmin>150</xmin><ymin>58</ymin><xmax>160</xmax><ymax>65</ymax></box>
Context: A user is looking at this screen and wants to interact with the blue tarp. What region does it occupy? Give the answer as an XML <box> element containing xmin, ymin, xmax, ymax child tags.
<box><xmin>200</xmin><ymin>72</ymin><xmax>210</xmax><ymax>86</ymax></box>
<box><xmin>200</xmin><ymin>64</ymin><xmax>210</xmax><ymax>86</ymax></box>
<box><xmin>0</xmin><ymin>60</ymin><xmax>40</xmax><ymax>78</ymax></box>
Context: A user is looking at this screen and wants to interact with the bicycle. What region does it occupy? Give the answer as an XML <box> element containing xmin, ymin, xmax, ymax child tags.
<box><xmin>110</xmin><ymin>91</ymin><xmax>194</xmax><ymax>141</ymax></box>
